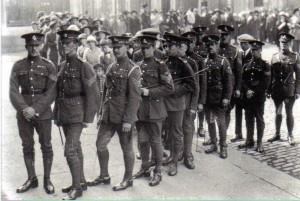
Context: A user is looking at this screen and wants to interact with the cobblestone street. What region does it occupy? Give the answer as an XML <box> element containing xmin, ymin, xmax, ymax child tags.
<box><xmin>1</xmin><ymin>45</ymin><xmax>300</xmax><ymax>200</ymax></box>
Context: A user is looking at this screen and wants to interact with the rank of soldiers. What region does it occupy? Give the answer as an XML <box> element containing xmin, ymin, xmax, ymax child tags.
<box><xmin>9</xmin><ymin>24</ymin><xmax>300</xmax><ymax>200</ymax></box>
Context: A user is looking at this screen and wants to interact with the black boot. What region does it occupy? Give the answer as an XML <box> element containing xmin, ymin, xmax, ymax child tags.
<box><xmin>16</xmin><ymin>177</ymin><xmax>38</xmax><ymax>193</ymax></box>
<box><xmin>219</xmin><ymin>146</ymin><xmax>228</xmax><ymax>159</ymax></box>
<box><xmin>255</xmin><ymin>142</ymin><xmax>265</xmax><ymax>153</ymax></box>
<box><xmin>267</xmin><ymin>134</ymin><xmax>281</xmax><ymax>142</ymax></box>
<box><xmin>197</xmin><ymin>128</ymin><xmax>205</xmax><ymax>137</ymax></box>
<box><xmin>43</xmin><ymin>158</ymin><xmax>54</xmax><ymax>194</ymax></box>
<box><xmin>205</xmin><ymin>144</ymin><xmax>218</xmax><ymax>154</ymax></box>
<box><xmin>133</xmin><ymin>167</ymin><xmax>151</xmax><ymax>179</ymax></box>
<box><xmin>87</xmin><ymin>176</ymin><xmax>111</xmax><ymax>186</ymax></box>
<box><xmin>167</xmin><ymin>162</ymin><xmax>177</xmax><ymax>176</ymax></box>
<box><xmin>149</xmin><ymin>172</ymin><xmax>162</xmax><ymax>187</ymax></box>
<box><xmin>62</xmin><ymin>183</ymin><xmax>87</xmax><ymax>193</ymax></box>
<box><xmin>62</xmin><ymin>188</ymin><xmax>82</xmax><ymax>200</ymax></box>
<box><xmin>230</xmin><ymin>135</ymin><xmax>243</xmax><ymax>142</ymax></box>
<box><xmin>288</xmin><ymin>134</ymin><xmax>296</xmax><ymax>146</ymax></box>
<box><xmin>184</xmin><ymin>156</ymin><xmax>195</xmax><ymax>169</ymax></box>
<box><xmin>112</xmin><ymin>179</ymin><xmax>133</xmax><ymax>191</ymax></box>
<box><xmin>238</xmin><ymin>140</ymin><xmax>255</xmax><ymax>149</ymax></box>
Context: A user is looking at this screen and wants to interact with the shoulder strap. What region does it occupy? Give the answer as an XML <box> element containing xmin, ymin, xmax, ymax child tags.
<box><xmin>105</xmin><ymin>62</ymin><xmax>116</xmax><ymax>75</ymax></box>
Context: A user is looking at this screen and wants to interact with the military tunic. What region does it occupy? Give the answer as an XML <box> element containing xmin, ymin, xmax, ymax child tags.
<box><xmin>242</xmin><ymin>57</ymin><xmax>271</xmax><ymax>144</ymax></box>
<box><xmin>10</xmin><ymin>55</ymin><xmax>57</xmax><ymax>179</ymax></box>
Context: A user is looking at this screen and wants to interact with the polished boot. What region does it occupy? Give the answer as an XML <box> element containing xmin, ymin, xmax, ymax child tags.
<box><xmin>112</xmin><ymin>179</ymin><xmax>133</xmax><ymax>191</ymax></box>
<box><xmin>62</xmin><ymin>188</ymin><xmax>82</xmax><ymax>200</ymax></box>
<box><xmin>87</xmin><ymin>176</ymin><xmax>110</xmax><ymax>186</ymax></box>
<box><xmin>149</xmin><ymin>172</ymin><xmax>162</xmax><ymax>187</ymax></box>
<box><xmin>16</xmin><ymin>177</ymin><xmax>38</xmax><ymax>193</ymax></box>
<box><xmin>167</xmin><ymin>162</ymin><xmax>177</xmax><ymax>176</ymax></box>
<box><xmin>197</xmin><ymin>128</ymin><xmax>205</xmax><ymax>137</ymax></box>
<box><xmin>230</xmin><ymin>135</ymin><xmax>243</xmax><ymax>142</ymax></box>
<box><xmin>238</xmin><ymin>140</ymin><xmax>255</xmax><ymax>149</ymax></box>
<box><xmin>44</xmin><ymin>177</ymin><xmax>55</xmax><ymax>194</ymax></box>
<box><xmin>267</xmin><ymin>134</ymin><xmax>281</xmax><ymax>142</ymax></box>
<box><xmin>62</xmin><ymin>183</ymin><xmax>87</xmax><ymax>193</ymax></box>
<box><xmin>219</xmin><ymin>146</ymin><xmax>228</xmax><ymax>159</ymax></box>
<box><xmin>255</xmin><ymin>142</ymin><xmax>264</xmax><ymax>153</ymax></box>
<box><xmin>205</xmin><ymin>144</ymin><xmax>218</xmax><ymax>154</ymax></box>
<box><xmin>288</xmin><ymin>134</ymin><xmax>296</xmax><ymax>146</ymax></box>
<box><xmin>133</xmin><ymin>168</ymin><xmax>151</xmax><ymax>179</ymax></box>
<box><xmin>184</xmin><ymin>157</ymin><xmax>195</xmax><ymax>169</ymax></box>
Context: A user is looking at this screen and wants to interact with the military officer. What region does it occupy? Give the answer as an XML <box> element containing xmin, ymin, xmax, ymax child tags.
<box><xmin>55</xmin><ymin>29</ymin><xmax>99</xmax><ymax>200</ymax></box>
<box><xmin>238</xmin><ymin>40</ymin><xmax>271</xmax><ymax>152</ymax></box>
<box><xmin>133</xmin><ymin>34</ymin><xmax>174</xmax><ymax>186</ymax></box>
<box><xmin>177</xmin><ymin>34</ymin><xmax>200</xmax><ymax>169</ymax></box>
<box><xmin>231</xmin><ymin>34</ymin><xmax>255</xmax><ymax>142</ymax></box>
<box><xmin>202</xmin><ymin>34</ymin><xmax>233</xmax><ymax>159</ymax></box>
<box><xmin>217</xmin><ymin>25</ymin><xmax>243</xmax><ymax>132</ymax></box>
<box><xmin>192</xmin><ymin>26</ymin><xmax>209</xmax><ymax>138</ymax></box>
<box><xmin>267</xmin><ymin>32</ymin><xmax>300</xmax><ymax>146</ymax></box>
<box><xmin>163</xmin><ymin>32</ymin><xmax>196</xmax><ymax>175</ymax></box>
<box><xmin>9</xmin><ymin>32</ymin><xmax>56</xmax><ymax>194</ymax></box>
<box><xmin>88</xmin><ymin>35</ymin><xmax>141</xmax><ymax>191</ymax></box>
<box><xmin>132</xmin><ymin>29</ymin><xmax>164</xmax><ymax>62</ymax></box>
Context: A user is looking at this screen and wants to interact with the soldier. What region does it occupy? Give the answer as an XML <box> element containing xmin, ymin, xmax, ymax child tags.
<box><xmin>238</xmin><ymin>40</ymin><xmax>271</xmax><ymax>152</ymax></box>
<box><xmin>55</xmin><ymin>29</ymin><xmax>99</xmax><ymax>200</ymax></box>
<box><xmin>192</xmin><ymin>26</ymin><xmax>209</xmax><ymax>139</ymax></box>
<box><xmin>202</xmin><ymin>34</ymin><xmax>233</xmax><ymax>159</ymax></box>
<box><xmin>133</xmin><ymin>34</ymin><xmax>174</xmax><ymax>186</ymax></box>
<box><xmin>9</xmin><ymin>32</ymin><xmax>56</xmax><ymax>194</ymax></box>
<box><xmin>217</xmin><ymin>25</ymin><xmax>243</xmax><ymax>133</ymax></box>
<box><xmin>88</xmin><ymin>35</ymin><xmax>141</xmax><ymax>191</ymax></box>
<box><xmin>177</xmin><ymin>34</ymin><xmax>200</xmax><ymax>169</ymax></box>
<box><xmin>267</xmin><ymin>32</ymin><xmax>300</xmax><ymax>146</ymax></box>
<box><xmin>231</xmin><ymin>34</ymin><xmax>255</xmax><ymax>142</ymax></box>
<box><xmin>162</xmin><ymin>32</ymin><xmax>196</xmax><ymax>175</ymax></box>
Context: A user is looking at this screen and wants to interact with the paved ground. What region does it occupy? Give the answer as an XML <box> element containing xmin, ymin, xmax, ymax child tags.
<box><xmin>1</xmin><ymin>46</ymin><xmax>300</xmax><ymax>200</ymax></box>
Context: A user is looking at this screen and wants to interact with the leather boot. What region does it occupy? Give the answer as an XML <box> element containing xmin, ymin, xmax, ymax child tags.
<box><xmin>149</xmin><ymin>172</ymin><xmax>162</xmax><ymax>187</ymax></box>
<box><xmin>205</xmin><ymin>144</ymin><xmax>218</xmax><ymax>154</ymax></box>
<box><xmin>167</xmin><ymin>162</ymin><xmax>177</xmax><ymax>176</ymax></box>
<box><xmin>219</xmin><ymin>146</ymin><xmax>228</xmax><ymax>159</ymax></box>
<box><xmin>112</xmin><ymin>179</ymin><xmax>133</xmax><ymax>191</ymax></box>
<box><xmin>62</xmin><ymin>188</ymin><xmax>82</xmax><ymax>200</ymax></box>
<box><xmin>16</xmin><ymin>177</ymin><xmax>38</xmax><ymax>193</ymax></box>
<box><xmin>87</xmin><ymin>176</ymin><xmax>110</xmax><ymax>186</ymax></box>
<box><xmin>267</xmin><ymin>134</ymin><xmax>281</xmax><ymax>142</ymax></box>
<box><xmin>288</xmin><ymin>134</ymin><xmax>296</xmax><ymax>146</ymax></box>
<box><xmin>43</xmin><ymin>158</ymin><xmax>54</xmax><ymax>194</ymax></box>
<box><xmin>184</xmin><ymin>156</ymin><xmax>195</xmax><ymax>169</ymax></box>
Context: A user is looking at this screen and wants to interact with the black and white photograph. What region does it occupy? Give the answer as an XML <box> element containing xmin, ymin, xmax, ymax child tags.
<box><xmin>1</xmin><ymin>0</ymin><xmax>300</xmax><ymax>200</ymax></box>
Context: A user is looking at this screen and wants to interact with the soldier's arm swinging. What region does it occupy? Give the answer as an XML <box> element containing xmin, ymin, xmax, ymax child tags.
<box><xmin>294</xmin><ymin>54</ymin><xmax>300</xmax><ymax>99</ymax></box>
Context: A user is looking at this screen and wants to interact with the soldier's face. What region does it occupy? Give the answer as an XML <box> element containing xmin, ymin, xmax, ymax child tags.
<box><xmin>252</xmin><ymin>49</ymin><xmax>262</xmax><ymax>58</ymax></box>
<box><xmin>141</xmin><ymin>45</ymin><xmax>154</xmax><ymax>58</ymax></box>
<box><xmin>220</xmin><ymin>33</ymin><xmax>231</xmax><ymax>44</ymax></box>
<box><xmin>206</xmin><ymin>42</ymin><xmax>218</xmax><ymax>54</ymax></box>
<box><xmin>167</xmin><ymin>44</ymin><xmax>178</xmax><ymax>56</ymax></box>
<box><xmin>62</xmin><ymin>40</ymin><xmax>78</xmax><ymax>55</ymax></box>
<box><xmin>113</xmin><ymin>45</ymin><xmax>128</xmax><ymax>58</ymax></box>
<box><xmin>26</xmin><ymin>44</ymin><xmax>42</xmax><ymax>57</ymax></box>
<box><xmin>178</xmin><ymin>43</ymin><xmax>188</xmax><ymax>56</ymax></box>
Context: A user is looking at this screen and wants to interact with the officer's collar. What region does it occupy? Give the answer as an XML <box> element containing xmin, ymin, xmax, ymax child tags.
<box><xmin>144</xmin><ymin>56</ymin><xmax>154</xmax><ymax>62</ymax></box>
<box><xmin>66</xmin><ymin>53</ymin><xmax>78</xmax><ymax>61</ymax></box>
<box><xmin>116</xmin><ymin>55</ymin><xmax>129</xmax><ymax>63</ymax></box>
<box><xmin>27</xmin><ymin>55</ymin><xmax>41</xmax><ymax>62</ymax></box>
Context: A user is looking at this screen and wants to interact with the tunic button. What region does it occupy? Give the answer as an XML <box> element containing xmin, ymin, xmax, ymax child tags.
<box><xmin>30</xmin><ymin>77</ymin><xmax>33</xmax><ymax>80</ymax></box>
<box><xmin>63</xmin><ymin>80</ymin><xmax>66</xmax><ymax>82</ymax></box>
<box><xmin>30</xmin><ymin>69</ymin><xmax>33</xmax><ymax>71</ymax></box>
<box><xmin>31</xmin><ymin>86</ymin><xmax>34</xmax><ymax>88</ymax></box>
<box><xmin>109</xmin><ymin>97</ymin><xmax>112</xmax><ymax>99</ymax></box>
<box><xmin>32</xmin><ymin>94</ymin><xmax>34</xmax><ymax>97</ymax></box>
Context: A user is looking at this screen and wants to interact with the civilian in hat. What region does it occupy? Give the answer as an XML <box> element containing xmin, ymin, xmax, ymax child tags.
<box><xmin>210</xmin><ymin>9</ymin><xmax>224</xmax><ymax>32</ymax></box>
<box><xmin>162</xmin><ymin>32</ymin><xmax>196</xmax><ymax>175</ymax></box>
<box><xmin>192</xmin><ymin>26</ymin><xmax>209</xmax><ymax>58</ymax></box>
<box><xmin>31</xmin><ymin>21</ymin><xmax>40</xmax><ymax>32</ymax></box>
<box><xmin>238</xmin><ymin>40</ymin><xmax>270</xmax><ymax>153</ymax></box>
<box><xmin>55</xmin><ymin>29</ymin><xmax>99</xmax><ymax>200</ymax></box>
<box><xmin>77</xmin><ymin>33</ymin><xmax>88</xmax><ymax>60</ymax></box>
<box><xmin>10</xmin><ymin>32</ymin><xmax>57</xmax><ymax>194</ymax></box>
<box><xmin>202</xmin><ymin>34</ymin><xmax>233</xmax><ymax>159</ymax></box>
<box><xmin>276</xmin><ymin>12</ymin><xmax>290</xmax><ymax>46</ymax></box>
<box><xmin>94</xmin><ymin>30</ymin><xmax>111</xmax><ymax>45</ymax></box>
<box><xmin>44</xmin><ymin>20</ymin><xmax>60</xmax><ymax>67</ymax></box>
<box><xmin>88</xmin><ymin>35</ymin><xmax>141</xmax><ymax>191</ymax></box>
<box><xmin>81</xmin><ymin>25</ymin><xmax>94</xmax><ymax>36</ymax></box>
<box><xmin>79</xmin><ymin>16</ymin><xmax>89</xmax><ymax>28</ymax></box>
<box><xmin>231</xmin><ymin>33</ymin><xmax>255</xmax><ymax>143</ymax></box>
<box><xmin>93</xmin><ymin>18</ymin><xmax>104</xmax><ymax>31</ymax></box>
<box><xmin>267</xmin><ymin>32</ymin><xmax>300</xmax><ymax>146</ymax></box>
<box><xmin>129</xmin><ymin>10</ymin><xmax>141</xmax><ymax>35</ymax></box>
<box><xmin>133</xmin><ymin>34</ymin><xmax>174</xmax><ymax>186</ymax></box>
<box><xmin>141</xmin><ymin>3</ymin><xmax>151</xmax><ymax>29</ymax></box>
<box><xmin>83</xmin><ymin>35</ymin><xmax>103</xmax><ymax>67</ymax></box>
<box><xmin>218</xmin><ymin>25</ymin><xmax>243</xmax><ymax>135</ymax></box>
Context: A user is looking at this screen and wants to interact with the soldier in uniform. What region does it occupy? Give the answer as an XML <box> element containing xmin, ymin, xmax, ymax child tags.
<box><xmin>133</xmin><ymin>34</ymin><xmax>174</xmax><ymax>186</ymax></box>
<box><xmin>88</xmin><ymin>35</ymin><xmax>141</xmax><ymax>191</ymax></box>
<box><xmin>202</xmin><ymin>34</ymin><xmax>233</xmax><ymax>159</ymax></box>
<box><xmin>192</xmin><ymin>26</ymin><xmax>209</xmax><ymax>139</ymax></box>
<box><xmin>267</xmin><ymin>32</ymin><xmax>300</xmax><ymax>146</ymax></box>
<box><xmin>217</xmin><ymin>25</ymin><xmax>243</xmax><ymax>133</ymax></box>
<box><xmin>55</xmin><ymin>29</ymin><xmax>99</xmax><ymax>200</ymax></box>
<box><xmin>177</xmin><ymin>34</ymin><xmax>200</xmax><ymax>169</ymax></box>
<box><xmin>238</xmin><ymin>40</ymin><xmax>271</xmax><ymax>152</ymax></box>
<box><xmin>231</xmin><ymin>34</ymin><xmax>255</xmax><ymax>142</ymax></box>
<box><xmin>162</xmin><ymin>32</ymin><xmax>196</xmax><ymax>175</ymax></box>
<box><xmin>9</xmin><ymin>32</ymin><xmax>56</xmax><ymax>194</ymax></box>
